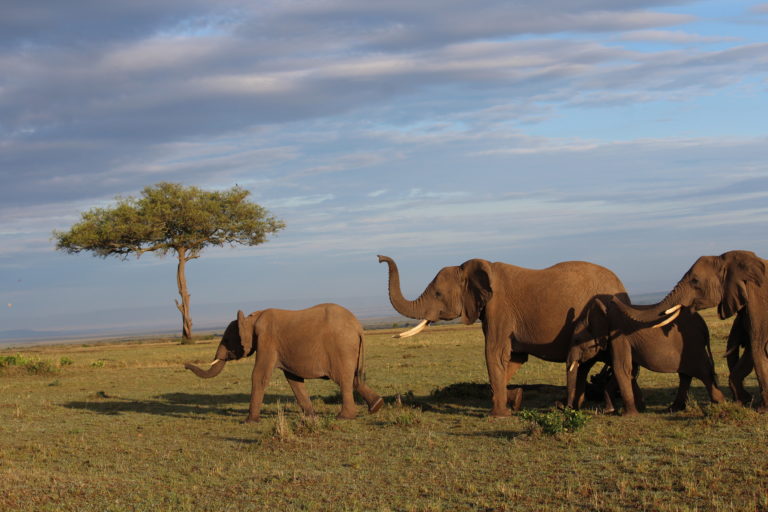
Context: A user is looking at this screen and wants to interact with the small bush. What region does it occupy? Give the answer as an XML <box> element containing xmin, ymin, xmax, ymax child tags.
<box><xmin>91</xmin><ymin>360</ymin><xmax>106</xmax><ymax>368</ymax></box>
<box><xmin>0</xmin><ymin>354</ymin><xmax>58</xmax><ymax>375</ymax></box>
<box><xmin>519</xmin><ymin>408</ymin><xmax>590</xmax><ymax>436</ymax></box>
<box><xmin>59</xmin><ymin>357</ymin><xmax>74</xmax><ymax>367</ymax></box>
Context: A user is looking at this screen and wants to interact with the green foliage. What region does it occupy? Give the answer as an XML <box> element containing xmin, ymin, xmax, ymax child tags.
<box><xmin>53</xmin><ymin>182</ymin><xmax>285</xmax><ymax>259</ymax></box>
<box><xmin>0</xmin><ymin>354</ymin><xmax>58</xmax><ymax>375</ymax></box>
<box><xmin>519</xmin><ymin>408</ymin><xmax>590</xmax><ymax>435</ymax></box>
<box><xmin>90</xmin><ymin>360</ymin><xmax>106</xmax><ymax>368</ymax></box>
<box><xmin>59</xmin><ymin>356</ymin><xmax>74</xmax><ymax>367</ymax></box>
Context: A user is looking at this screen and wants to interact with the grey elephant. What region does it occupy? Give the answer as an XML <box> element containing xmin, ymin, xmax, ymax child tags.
<box><xmin>613</xmin><ymin>250</ymin><xmax>767</xmax><ymax>410</ymax></box>
<box><xmin>378</xmin><ymin>255</ymin><xmax>629</xmax><ymax>416</ymax></box>
<box><xmin>184</xmin><ymin>303</ymin><xmax>384</xmax><ymax>422</ymax></box>
<box><xmin>567</xmin><ymin>297</ymin><xmax>725</xmax><ymax>415</ymax></box>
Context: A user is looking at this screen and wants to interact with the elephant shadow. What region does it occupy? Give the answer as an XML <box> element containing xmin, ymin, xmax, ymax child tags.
<box><xmin>62</xmin><ymin>391</ymin><xmax>296</xmax><ymax>419</ymax></box>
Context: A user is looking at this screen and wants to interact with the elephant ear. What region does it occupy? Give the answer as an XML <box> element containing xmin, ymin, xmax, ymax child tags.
<box><xmin>719</xmin><ymin>251</ymin><xmax>765</xmax><ymax>319</ymax></box>
<box><xmin>586</xmin><ymin>298</ymin><xmax>611</xmax><ymax>349</ymax></box>
<box><xmin>460</xmin><ymin>259</ymin><xmax>493</xmax><ymax>324</ymax></box>
<box><xmin>237</xmin><ymin>310</ymin><xmax>254</xmax><ymax>357</ymax></box>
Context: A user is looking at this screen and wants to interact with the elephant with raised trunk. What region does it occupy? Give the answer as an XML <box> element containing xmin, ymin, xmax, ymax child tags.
<box><xmin>568</xmin><ymin>297</ymin><xmax>725</xmax><ymax>415</ymax></box>
<box><xmin>612</xmin><ymin>250</ymin><xmax>767</xmax><ymax>409</ymax></box>
<box><xmin>378</xmin><ymin>255</ymin><xmax>629</xmax><ymax>416</ymax></box>
<box><xmin>184</xmin><ymin>303</ymin><xmax>384</xmax><ymax>422</ymax></box>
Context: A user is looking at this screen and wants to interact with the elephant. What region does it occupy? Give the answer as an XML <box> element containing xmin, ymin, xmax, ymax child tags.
<box><xmin>184</xmin><ymin>303</ymin><xmax>384</xmax><ymax>422</ymax></box>
<box><xmin>377</xmin><ymin>255</ymin><xmax>629</xmax><ymax>416</ymax></box>
<box><xmin>612</xmin><ymin>250</ymin><xmax>767</xmax><ymax>410</ymax></box>
<box><xmin>567</xmin><ymin>297</ymin><xmax>725</xmax><ymax>415</ymax></box>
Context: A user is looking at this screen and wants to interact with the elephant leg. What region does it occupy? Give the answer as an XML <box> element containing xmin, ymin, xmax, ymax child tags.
<box><xmin>631</xmin><ymin>366</ymin><xmax>645</xmax><ymax>413</ymax></box>
<box><xmin>336</xmin><ymin>373</ymin><xmax>358</xmax><ymax>420</ymax></box>
<box><xmin>567</xmin><ymin>358</ymin><xmax>597</xmax><ymax>409</ymax></box>
<box><xmin>668</xmin><ymin>373</ymin><xmax>692</xmax><ymax>412</ymax></box>
<box><xmin>749</xmin><ymin>337</ymin><xmax>768</xmax><ymax>412</ymax></box>
<box><xmin>486</xmin><ymin>338</ymin><xmax>514</xmax><ymax>417</ymax></box>
<box><xmin>610</xmin><ymin>338</ymin><xmax>639</xmax><ymax>416</ymax></box>
<box><xmin>727</xmin><ymin>310</ymin><xmax>751</xmax><ymax>404</ymax></box>
<box><xmin>505</xmin><ymin>352</ymin><xmax>528</xmax><ymax>412</ymax></box>
<box><xmin>603</xmin><ymin>375</ymin><xmax>618</xmax><ymax>414</ymax></box>
<box><xmin>246</xmin><ymin>354</ymin><xmax>277</xmax><ymax>423</ymax></box>
<box><xmin>353</xmin><ymin>374</ymin><xmax>384</xmax><ymax>414</ymax></box>
<box><xmin>284</xmin><ymin>371</ymin><xmax>315</xmax><ymax>417</ymax></box>
<box><xmin>729</xmin><ymin>349</ymin><xmax>754</xmax><ymax>405</ymax></box>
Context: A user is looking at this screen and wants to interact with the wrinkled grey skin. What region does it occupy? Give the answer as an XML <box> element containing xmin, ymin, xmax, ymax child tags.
<box><xmin>613</xmin><ymin>250</ymin><xmax>767</xmax><ymax>410</ymax></box>
<box><xmin>569</xmin><ymin>297</ymin><xmax>725</xmax><ymax>415</ymax></box>
<box><xmin>185</xmin><ymin>303</ymin><xmax>383</xmax><ymax>422</ymax></box>
<box><xmin>378</xmin><ymin>255</ymin><xmax>629</xmax><ymax>416</ymax></box>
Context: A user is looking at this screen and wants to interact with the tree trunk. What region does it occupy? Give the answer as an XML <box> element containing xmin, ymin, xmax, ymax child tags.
<box><xmin>175</xmin><ymin>248</ymin><xmax>193</xmax><ymax>343</ymax></box>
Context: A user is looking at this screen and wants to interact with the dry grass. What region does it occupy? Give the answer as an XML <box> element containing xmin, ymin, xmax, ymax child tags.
<box><xmin>0</xmin><ymin>310</ymin><xmax>766</xmax><ymax>511</ymax></box>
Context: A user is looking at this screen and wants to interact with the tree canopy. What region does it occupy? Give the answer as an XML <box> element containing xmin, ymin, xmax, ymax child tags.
<box><xmin>54</xmin><ymin>182</ymin><xmax>285</xmax><ymax>260</ymax></box>
<box><xmin>54</xmin><ymin>182</ymin><xmax>285</xmax><ymax>340</ymax></box>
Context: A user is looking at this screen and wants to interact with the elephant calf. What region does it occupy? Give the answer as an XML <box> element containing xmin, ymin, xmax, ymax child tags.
<box><xmin>185</xmin><ymin>303</ymin><xmax>384</xmax><ymax>422</ymax></box>
<box><xmin>567</xmin><ymin>297</ymin><xmax>725</xmax><ymax>415</ymax></box>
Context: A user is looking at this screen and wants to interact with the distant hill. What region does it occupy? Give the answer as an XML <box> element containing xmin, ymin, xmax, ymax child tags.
<box><xmin>0</xmin><ymin>292</ymin><xmax>667</xmax><ymax>345</ymax></box>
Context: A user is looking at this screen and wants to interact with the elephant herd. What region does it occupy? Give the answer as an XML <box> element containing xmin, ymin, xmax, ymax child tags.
<box><xmin>185</xmin><ymin>249</ymin><xmax>768</xmax><ymax>421</ymax></box>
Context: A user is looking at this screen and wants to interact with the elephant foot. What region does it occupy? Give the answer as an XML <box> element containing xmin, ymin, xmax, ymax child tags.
<box><xmin>622</xmin><ymin>408</ymin><xmax>640</xmax><ymax>417</ymax></box>
<box><xmin>602</xmin><ymin>406</ymin><xmax>616</xmax><ymax>415</ymax></box>
<box><xmin>368</xmin><ymin>397</ymin><xmax>384</xmax><ymax>414</ymax></box>
<box><xmin>336</xmin><ymin>410</ymin><xmax>358</xmax><ymax>420</ymax></box>
<box><xmin>507</xmin><ymin>388</ymin><xmax>523</xmax><ymax>412</ymax></box>
<box><xmin>666</xmin><ymin>402</ymin><xmax>686</xmax><ymax>413</ymax></box>
<box><xmin>489</xmin><ymin>407</ymin><xmax>512</xmax><ymax>418</ymax></box>
<box><xmin>243</xmin><ymin>415</ymin><xmax>260</xmax><ymax>424</ymax></box>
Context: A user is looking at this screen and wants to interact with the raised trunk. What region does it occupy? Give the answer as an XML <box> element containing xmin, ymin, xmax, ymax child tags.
<box><xmin>175</xmin><ymin>248</ymin><xmax>193</xmax><ymax>343</ymax></box>
<box><xmin>184</xmin><ymin>359</ymin><xmax>226</xmax><ymax>379</ymax></box>
<box><xmin>377</xmin><ymin>255</ymin><xmax>428</xmax><ymax>319</ymax></box>
<box><xmin>612</xmin><ymin>282</ymin><xmax>688</xmax><ymax>324</ymax></box>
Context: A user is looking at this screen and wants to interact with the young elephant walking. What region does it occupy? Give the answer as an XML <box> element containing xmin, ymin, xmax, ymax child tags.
<box><xmin>184</xmin><ymin>303</ymin><xmax>384</xmax><ymax>422</ymax></box>
<box><xmin>567</xmin><ymin>297</ymin><xmax>725</xmax><ymax>415</ymax></box>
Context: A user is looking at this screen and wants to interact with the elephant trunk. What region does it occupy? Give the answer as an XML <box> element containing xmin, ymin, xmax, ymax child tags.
<box><xmin>184</xmin><ymin>344</ymin><xmax>229</xmax><ymax>378</ymax></box>
<box><xmin>378</xmin><ymin>255</ymin><xmax>429</xmax><ymax>320</ymax></box>
<box><xmin>612</xmin><ymin>282</ymin><xmax>689</xmax><ymax>325</ymax></box>
<box><xmin>185</xmin><ymin>359</ymin><xmax>227</xmax><ymax>378</ymax></box>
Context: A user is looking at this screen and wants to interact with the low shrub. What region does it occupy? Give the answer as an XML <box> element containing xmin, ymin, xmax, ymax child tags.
<box><xmin>0</xmin><ymin>354</ymin><xmax>58</xmax><ymax>376</ymax></box>
<box><xmin>519</xmin><ymin>408</ymin><xmax>590</xmax><ymax>436</ymax></box>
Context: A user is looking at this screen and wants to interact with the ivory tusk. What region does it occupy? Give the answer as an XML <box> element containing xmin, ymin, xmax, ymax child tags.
<box><xmin>209</xmin><ymin>359</ymin><xmax>221</xmax><ymax>366</ymax></box>
<box><xmin>652</xmin><ymin>308</ymin><xmax>681</xmax><ymax>328</ymax></box>
<box><xmin>664</xmin><ymin>304</ymin><xmax>682</xmax><ymax>315</ymax></box>
<box><xmin>393</xmin><ymin>319</ymin><xmax>429</xmax><ymax>339</ymax></box>
<box><xmin>569</xmin><ymin>361</ymin><xmax>577</xmax><ymax>373</ymax></box>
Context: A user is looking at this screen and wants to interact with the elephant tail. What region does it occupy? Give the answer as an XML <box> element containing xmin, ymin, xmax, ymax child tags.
<box><xmin>354</xmin><ymin>331</ymin><xmax>366</xmax><ymax>387</ymax></box>
<box><xmin>703</xmin><ymin>339</ymin><xmax>719</xmax><ymax>387</ymax></box>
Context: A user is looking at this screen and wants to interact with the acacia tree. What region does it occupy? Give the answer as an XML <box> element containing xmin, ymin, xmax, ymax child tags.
<box><xmin>54</xmin><ymin>182</ymin><xmax>285</xmax><ymax>342</ymax></box>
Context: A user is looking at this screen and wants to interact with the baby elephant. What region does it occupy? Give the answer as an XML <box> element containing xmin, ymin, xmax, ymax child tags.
<box><xmin>567</xmin><ymin>297</ymin><xmax>725</xmax><ymax>415</ymax></box>
<box><xmin>184</xmin><ymin>303</ymin><xmax>384</xmax><ymax>422</ymax></box>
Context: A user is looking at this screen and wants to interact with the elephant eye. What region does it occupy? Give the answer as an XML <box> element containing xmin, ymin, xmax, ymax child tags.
<box><xmin>435</xmin><ymin>291</ymin><xmax>442</xmax><ymax>298</ymax></box>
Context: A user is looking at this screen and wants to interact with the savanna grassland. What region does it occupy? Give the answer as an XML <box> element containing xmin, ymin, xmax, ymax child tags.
<box><xmin>1</xmin><ymin>310</ymin><xmax>767</xmax><ymax>512</ymax></box>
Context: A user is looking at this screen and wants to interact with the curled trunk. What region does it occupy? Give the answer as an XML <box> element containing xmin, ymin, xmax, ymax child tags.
<box><xmin>184</xmin><ymin>359</ymin><xmax>226</xmax><ymax>379</ymax></box>
<box><xmin>378</xmin><ymin>255</ymin><xmax>428</xmax><ymax>319</ymax></box>
<box><xmin>612</xmin><ymin>282</ymin><xmax>689</xmax><ymax>324</ymax></box>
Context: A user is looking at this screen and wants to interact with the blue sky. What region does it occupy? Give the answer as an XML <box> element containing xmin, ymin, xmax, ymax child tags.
<box><xmin>1</xmin><ymin>0</ymin><xmax>767</xmax><ymax>337</ymax></box>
